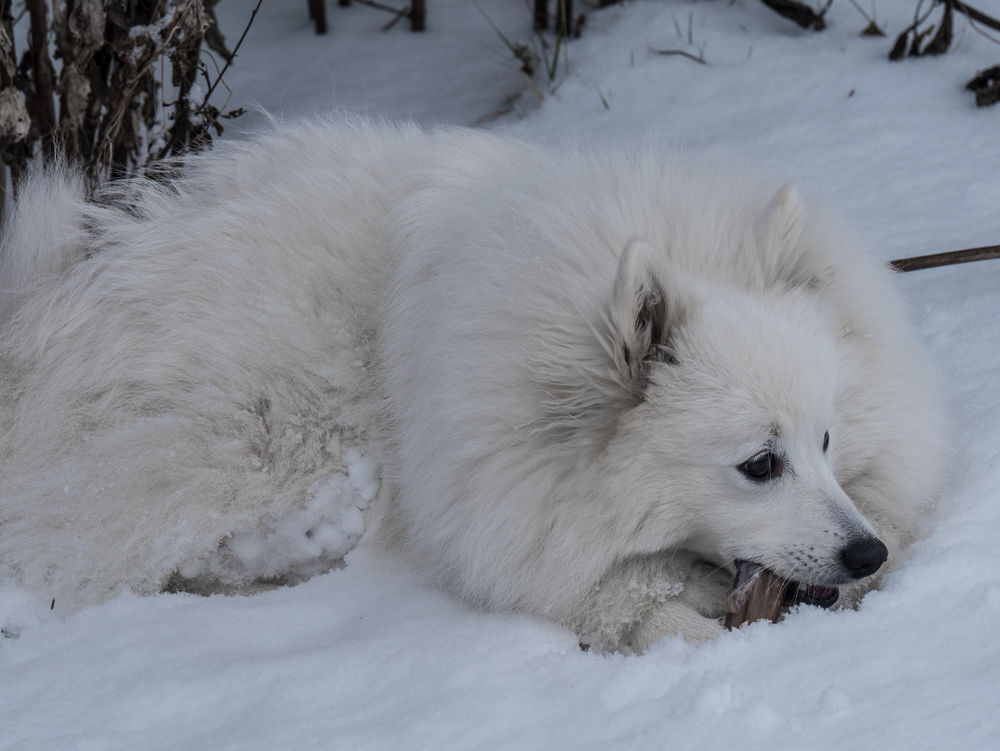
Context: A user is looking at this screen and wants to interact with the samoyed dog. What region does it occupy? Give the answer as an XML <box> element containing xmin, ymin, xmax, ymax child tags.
<box><xmin>0</xmin><ymin>118</ymin><xmax>947</xmax><ymax>651</ymax></box>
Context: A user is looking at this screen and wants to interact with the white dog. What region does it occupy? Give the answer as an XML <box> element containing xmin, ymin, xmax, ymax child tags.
<box><xmin>0</xmin><ymin>118</ymin><xmax>947</xmax><ymax>651</ymax></box>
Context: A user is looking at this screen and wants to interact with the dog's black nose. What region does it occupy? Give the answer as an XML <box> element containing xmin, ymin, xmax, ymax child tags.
<box><xmin>840</xmin><ymin>537</ymin><xmax>888</xmax><ymax>579</ymax></box>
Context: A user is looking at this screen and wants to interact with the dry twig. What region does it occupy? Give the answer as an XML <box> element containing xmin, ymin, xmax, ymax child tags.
<box><xmin>654</xmin><ymin>48</ymin><xmax>708</xmax><ymax>64</ymax></box>
<box><xmin>891</xmin><ymin>244</ymin><xmax>1000</xmax><ymax>272</ymax></box>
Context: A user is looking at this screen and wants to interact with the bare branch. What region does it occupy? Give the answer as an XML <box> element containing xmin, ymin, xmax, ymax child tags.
<box><xmin>951</xmin><ymin>0</ymin><xmax>1000</xmax><ymax>34</ymax></box>
<box><xmin>199</xmin><ymin>0</ymin><xmax>262</xmax><ymax>115</ymax></box>
<box><xmin>891</xmin><ymin>244</ymin><xmax>1000</xmax><ymax>272</ymax></box>
<box><xmin>654</xmin><ymin>48</ymin><xmax>708</xmax><ymax>64</ymax></box>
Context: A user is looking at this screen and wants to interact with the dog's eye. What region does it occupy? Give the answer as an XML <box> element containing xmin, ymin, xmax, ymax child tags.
<box><xmin>738</xmin><ymin>451</ymin><xmax>782</xmax><ymax>482</ymax></box>
<box><xmin>822</xmin><ymin>431</ymin><xmax>830</xmax><ymax>452</ymax></box>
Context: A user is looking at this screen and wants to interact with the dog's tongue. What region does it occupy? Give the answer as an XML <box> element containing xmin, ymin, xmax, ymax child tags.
<box><xmin>725</xmin><ymin>560</ymin><xmax>839</xmax><ymax>630</ymax></box>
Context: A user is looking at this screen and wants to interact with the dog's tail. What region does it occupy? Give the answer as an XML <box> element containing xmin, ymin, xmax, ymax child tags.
<box><xmin>0</xmin><ymin>163</ymin><xmax>92</xmax><ymax>300</ymax></box>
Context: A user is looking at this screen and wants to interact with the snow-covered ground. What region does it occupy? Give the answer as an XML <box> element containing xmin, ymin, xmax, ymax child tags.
<box><xmin>3</xmin><ymin>1</ymin><xmax>999</xmax><ymax>749</ymax></box>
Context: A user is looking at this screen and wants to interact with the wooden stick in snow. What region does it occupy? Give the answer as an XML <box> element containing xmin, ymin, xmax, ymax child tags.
<box><xmin>890</xmin><ymin>244</ymin><xmax>1000</xmax><ymax>272</ymax></box>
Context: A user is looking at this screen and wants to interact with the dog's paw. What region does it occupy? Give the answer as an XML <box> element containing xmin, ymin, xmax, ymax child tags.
<box><xmin>624</xmin><ymin>600</ymin><xmax>724</xmax><ymax>652</ymax></box>
<box><xmin>678</xmin><ymin>559</ymin><xmax>733</xmax><ymax>619</ymax></box>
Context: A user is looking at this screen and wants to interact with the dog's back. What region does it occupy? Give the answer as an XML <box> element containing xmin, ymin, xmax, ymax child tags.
<box><xmin>0</xmin><ymin>118</ymin><xmax>427</xmax><ymax>607</ymax></box>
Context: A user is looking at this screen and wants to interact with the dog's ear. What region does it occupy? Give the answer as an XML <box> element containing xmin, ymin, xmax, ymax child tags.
<box><xmin>754</xmin><ymin>183</ymin><xmax>823</xmax><ymax>288</ymax></box>
<box><xmin>609</xmin><ymin>240</ymin><xmax>682</xmax><ymax>390</ymax></box>
<box><xmin>756</xmin><ymin>183</ymin><xmax>804</xmax><ymax>256</ymax></box>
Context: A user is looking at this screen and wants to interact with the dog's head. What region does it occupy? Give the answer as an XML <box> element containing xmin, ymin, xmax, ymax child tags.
<box><xmin>602</xmin><ymin>185</ymin><xmax>886</xmax><ymax>598</ymax></box>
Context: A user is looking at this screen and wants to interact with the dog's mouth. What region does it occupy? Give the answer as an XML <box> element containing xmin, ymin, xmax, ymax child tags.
<box><xmin>785</xmin><ymin>579</ymin><xmax>839</xmax><ymax>609</ymax></box>
<box><xmin>725</xmin><ymin>560</ymin><xmax>839</xmax><ymax>629</ymax></box>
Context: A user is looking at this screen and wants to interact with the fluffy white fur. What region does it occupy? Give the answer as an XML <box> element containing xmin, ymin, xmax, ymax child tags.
<box><xmin>0</xmin><ymin>118</ymin><xmax>948</xmax><ymax>650</ymax></box>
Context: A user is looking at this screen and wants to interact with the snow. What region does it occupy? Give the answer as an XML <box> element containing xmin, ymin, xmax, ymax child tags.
<box><xmin>214</xmin><ymin>0</ymin><xmax>532</xmax><ymax>127</ymax></box>
<box><xmin>177</xmin><ymin>448</ymin><xmax>378</xmax><ymax>585</ymax></box>
<box><xmin>2</xmin><ymin>1</ymin><xmax>999</xmax><ymax>749</ymax></box>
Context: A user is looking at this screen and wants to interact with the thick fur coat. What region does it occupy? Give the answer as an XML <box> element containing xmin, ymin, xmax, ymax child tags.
<box><xmin>0</xmin><ymin>119</ymin><xmax>948</xmax><ymax>650</ymax></box>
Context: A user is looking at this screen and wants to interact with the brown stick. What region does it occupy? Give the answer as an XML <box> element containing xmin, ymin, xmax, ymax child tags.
<box><xmin>890</xmin><ymin>244</ymin><xmax>1000</xmax><ymax>272</ymax></box>
<box><xmin>725</xmin><ymin>568</ymin><xmax>790</xmax><ymax>630</ymax></box>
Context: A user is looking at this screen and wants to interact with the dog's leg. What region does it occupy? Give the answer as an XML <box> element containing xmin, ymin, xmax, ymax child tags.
<box><xmin>574</xmin><ymin>550</ymin><xmax>730</xmax><ymax>653</ymax></box>
<box><xmin>625</xmin><ymin>600</ymin><xmax>724</xmax><ymax>652</ymax></box>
